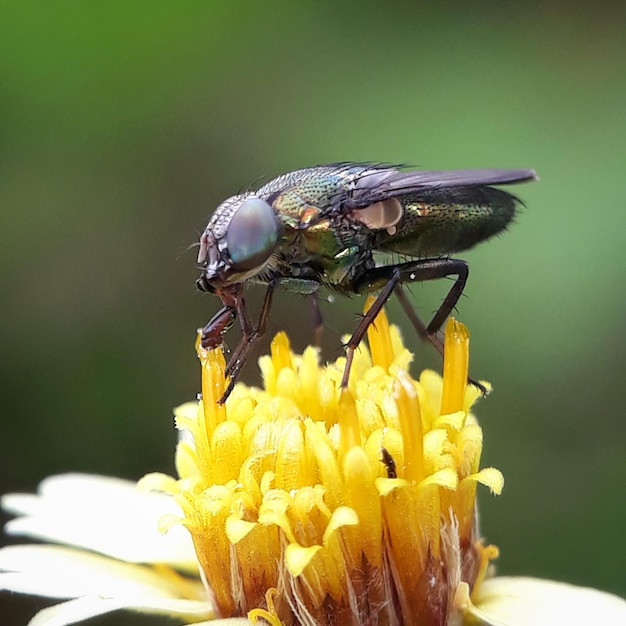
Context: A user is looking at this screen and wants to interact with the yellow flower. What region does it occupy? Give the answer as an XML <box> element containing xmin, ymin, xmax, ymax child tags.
<box><xmin>2</xmin><ymin>302</ymin><xmax>625</xmax><ymax>625</ymax></box>
<box><xmin>149</xmin><ymin>299</ymin><xmax>503</xmax><ymax>625</ymax></box>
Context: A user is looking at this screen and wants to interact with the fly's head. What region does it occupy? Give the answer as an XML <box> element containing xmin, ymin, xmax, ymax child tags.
<box><xmin>196</xmin><ymin>193</ymin><xmax>281</xmax><ymax>296</ymax></box>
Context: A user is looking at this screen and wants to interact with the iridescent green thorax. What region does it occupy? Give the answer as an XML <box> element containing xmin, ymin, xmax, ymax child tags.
<box><xmin>275</xmin><ymin>215</ymin><xmax>366</xmax><ymax>291</ymax></box>
<box><xmin>268</xmin><ymin>167</ymin><xmax>377</xmax><ymax>288</ymax></box>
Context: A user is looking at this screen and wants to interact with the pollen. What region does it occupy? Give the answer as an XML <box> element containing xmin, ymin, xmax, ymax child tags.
<box><xmin>168</xmin><ymin>302</ymin><xmax>502</xmax><ymax>625</ymax></box>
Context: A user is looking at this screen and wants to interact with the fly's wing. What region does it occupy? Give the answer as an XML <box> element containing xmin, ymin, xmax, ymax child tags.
<box><xmin>343</xmin><ymin>167</ymin><xmax>538</xmax><ymax>209</ymax></box>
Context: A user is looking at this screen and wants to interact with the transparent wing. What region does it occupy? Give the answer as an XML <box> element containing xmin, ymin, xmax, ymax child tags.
<box><xmin>345</xmin><ymin>167</ymin><xmax>537</xmax><ymax>208</ymax></box>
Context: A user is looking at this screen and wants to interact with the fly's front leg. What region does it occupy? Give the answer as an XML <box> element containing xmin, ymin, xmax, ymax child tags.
<box><xmin>200</xmin><ymin>305</ymin><xmax>237</xmax><ymax>350</ymax></box>
<box><xmin>221</xmin><ymin>282</ymin><xmax>276</xmax><ymax>403</ymax></box>
<box><xmin>223</xmin><ymin>291</ymin><xmax>253</xmax><ymax>378</ymax></box>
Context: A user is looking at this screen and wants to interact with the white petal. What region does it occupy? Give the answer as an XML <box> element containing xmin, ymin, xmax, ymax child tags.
<box><xmin>28</xmin><ymin>597</ymin><xmax>211</xmax><ymax>626</ymax></box>
<box><xmin>467</xmin><ymin>576</ymin><xmax>626</xmax><ymax>626</ymax></box>
<box><xmin>0</xmin><ymin>545</ymin><xmax>207</xmax><ymax>601</ymax></box>
<box><xmin>27</xmin><ymin>596</ymin><xmax>212</xmax><ymax>626</ymax></box>
<box><xmin>2</xmin><ymin>493</ymin><xmax>40</xmax><ymax>516</ymax></box>
<box><xmin>2</xmin><ymin>474</ymin><xmax>197</xmax><ymax>569</ymax></box>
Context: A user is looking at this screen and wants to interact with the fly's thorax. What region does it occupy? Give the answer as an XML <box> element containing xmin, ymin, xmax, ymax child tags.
<box><xmin>378</xmin><ymin>187</ymin><xmax>518</xmax><ymax>257</ymax></box>
<box><xmin>274</xmin><ymin>219</ymin><xmax>351</xmax><ymax>276</ymax></box>
<box><xmin>257</xmin><ymin>163</ymin><xmax>377</xmax><ymax>209</ymax></box>
<box><xmin>269</xmin><ymin>210</ymin><xmax>374</xmax><ymax>292</ymax></box>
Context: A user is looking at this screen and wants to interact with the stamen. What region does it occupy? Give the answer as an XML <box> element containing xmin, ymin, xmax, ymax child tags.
<box><xmin>364</xmin><ymin>295</ymin><xmax>394</xmax><ymax>373</ymax></box>
<box><xmin>248</xmin><ymin>588</ymin><xmax>282</xmax><ymax>625</ymax></box>
<box><xmin>342</xmin><ymin>446</ymin><xmax>383</xmax><ymax>569</ymax></box>
<box><xmin>338</xmin><ymin>388</ymin><xmax>360</xmax><ymax>455</ymax></box>
<box><xmin>395</xmin><ymin>371</ymin><xmax>424</xmax><ymax>484</ymax></box>
<box><xmin>270</xmin><ymin>331</ymin><xmax>293</xmax><ymax>373</ymax></box>
<box><xmin>440</xmin><ymin>318</ymin><xmax>469</xmax><ymax>416</ymax></box>
<box><xmin>472</xmin><ymin>543</ymin><xmax>500</xmax><ymax>598</ymax></box>
<box><xmin>198</xmin><ymin>340</ymin><xmax>228</xmax><ymax>431</ymax></box>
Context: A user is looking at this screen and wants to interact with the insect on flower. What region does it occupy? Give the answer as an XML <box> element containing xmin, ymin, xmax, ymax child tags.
<box><xmin>196</xmin><ymin>162</ymin><xmax>536</xmax><ymax>401</ymax></box>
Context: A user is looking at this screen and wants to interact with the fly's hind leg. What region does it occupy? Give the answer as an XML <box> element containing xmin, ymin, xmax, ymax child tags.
<box><xmin>350</xmin><ymin>257</ymin><xmax>486</xmax><ymax>394</ymax></box>
<box><xmin>393</xmin><ymin>286</ymin><xmax>445</xmax><ymax>356</ymax></box>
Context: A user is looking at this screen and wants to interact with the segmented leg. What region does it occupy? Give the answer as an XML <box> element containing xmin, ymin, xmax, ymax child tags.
<box><xmin>200</xmin><ymin>305</ymin><xmax>237</xmax><ymax>350</ymax></box>
<box><xmin>200</xmin><ymin>282</ymin><xmax>276</xmax><ymax>403</ymax></box>
<box><xmin>309</xmin><ymin>292</ymin><xmax>324</xmax><ymax>347</ymax></box>
<box><xmin>342</xmin><ymin>257</ymin><xmax>482</xmax><ymax>391</ymax></box>
<box><xmin>220</xmin><ymin>282</ymin><xmax>276</xmax><ymax>403</ymax></box>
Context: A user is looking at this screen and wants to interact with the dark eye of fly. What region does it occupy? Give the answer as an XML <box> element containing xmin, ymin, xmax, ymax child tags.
<box><xmin>225</xmin><ymin>198</ymin><xmax>279</xmax><ymax>271</ymax></box>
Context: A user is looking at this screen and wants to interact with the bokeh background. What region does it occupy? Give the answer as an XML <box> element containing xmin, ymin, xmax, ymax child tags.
<box><xmin>1</xmin><ymin>2</ymin><xmax>624</xmax><ymax>624</ymax></box>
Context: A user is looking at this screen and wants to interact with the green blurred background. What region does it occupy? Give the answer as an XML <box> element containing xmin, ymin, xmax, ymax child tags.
<box><xmin>1</xmin><ymin>2</ymin><xmax>624</xmax><ymax>623</ymax></box>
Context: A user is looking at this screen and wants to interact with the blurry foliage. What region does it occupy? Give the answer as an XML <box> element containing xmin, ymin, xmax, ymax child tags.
<box><xmin>1</xmin><ymin>2</ymin><xmax>624</xmax><ymax>623</ymax></box>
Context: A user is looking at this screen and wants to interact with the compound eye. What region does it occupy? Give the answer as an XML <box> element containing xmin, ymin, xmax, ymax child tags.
<box><xmin>226</xmin><ymin>198</ymin><xmax>279</xmax><ymax>271</ymax></box>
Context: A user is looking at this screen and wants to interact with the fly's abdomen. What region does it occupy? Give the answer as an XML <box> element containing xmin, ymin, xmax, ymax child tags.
<box><xmin>380</xmin><ymin>186</ymin><xmax>519</xmax><ymax>257</ymax></box>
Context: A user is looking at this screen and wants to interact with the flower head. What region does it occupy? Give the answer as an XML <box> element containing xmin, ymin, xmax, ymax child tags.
<box><xmin>2</xmin><ymin>303</ymin><xmax>625</xmax><ymax>626</ymax></box>
<box><xmin>151</xmin><ymin>300</ymin><xmax>503</xmax><ymax>625</ymax></box>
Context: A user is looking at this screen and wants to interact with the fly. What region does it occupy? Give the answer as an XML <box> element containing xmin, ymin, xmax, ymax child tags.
<box><xmin>196</xmin><ymin>163</ymin><xmax>537</xmax><ymax>402</ymax></box>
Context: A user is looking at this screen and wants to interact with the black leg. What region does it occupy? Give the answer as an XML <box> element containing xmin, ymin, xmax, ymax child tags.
<box><xmin>223</xmin><ymin>293</ymin><xmax>254</xmax><ymax>378</ymax></box>
<box><xmin>220</xmin><ymin>281</ymin><xmax>276</xmax><ymax>403</ymax></box>
<box><xmin>343</xmin><ymin>257</ymin><xmax>484</xmax><ymax>392</ymax></box>
<box><xmin>393</xmin><ymin>286</ymin><xmax>444</xmax><ymax>357</ymax></box>
<box><xmin>341</xmin><ymin>266</ymin><xmax>402</xmax><ymax>387</ymax></box>
<box><xmin>309</xmin><ymin>292</ymin><xmax>324</xmax><ymax>347</ymax></box>
<box><xmin>200</xmin><ymin>305</ymin><xmax>238</xmax><ymax>350</ymax></box>
<box><xmin>394</xmin><ymin>282</ymin><xmax>487</xmax><ymax>394</ymax></box>
<box><xmin>355</xmin><ymin>257</ymin><xmax>468</xmax><ymax>332</ymax></box>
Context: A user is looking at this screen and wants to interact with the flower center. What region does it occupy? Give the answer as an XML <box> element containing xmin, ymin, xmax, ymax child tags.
<box><xmin>170</xmin><ymin>301</ymin><xmax>503</xmax><ymax>625</ymax></box>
